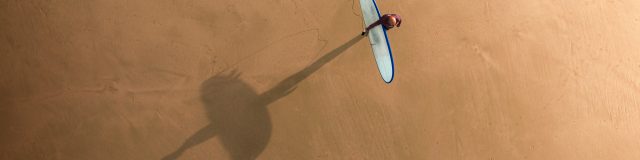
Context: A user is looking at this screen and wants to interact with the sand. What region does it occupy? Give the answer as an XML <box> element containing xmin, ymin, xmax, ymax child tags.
<box><xmin>2</xmin><ymin>0</ymin><xmax>640</xmax><ymax>159</ymax></box>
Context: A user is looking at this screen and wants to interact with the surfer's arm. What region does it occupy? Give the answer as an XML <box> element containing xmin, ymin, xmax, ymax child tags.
<box><xmin>365</xmin><ymin>19</ymin><xmax>383</xmax><ymax>31</ymax></box>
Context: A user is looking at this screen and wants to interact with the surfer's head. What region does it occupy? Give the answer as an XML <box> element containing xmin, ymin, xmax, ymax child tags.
<box><xmin>386</xmin><ymin>17</ymin><xmax>398</xmax><ymax>28</ymax></box>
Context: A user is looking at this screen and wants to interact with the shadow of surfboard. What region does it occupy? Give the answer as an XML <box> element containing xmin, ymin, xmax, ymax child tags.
<box><xmin>162</xmin><ymin>35</ymin><xmax>364</xmax><ymax>160</ymax></box>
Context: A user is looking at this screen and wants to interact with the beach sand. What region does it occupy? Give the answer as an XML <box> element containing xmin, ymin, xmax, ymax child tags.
<box><xmin>2</xmin><ymin>0</ymin><xmax>640</xmax><ymax>159</ymax></box>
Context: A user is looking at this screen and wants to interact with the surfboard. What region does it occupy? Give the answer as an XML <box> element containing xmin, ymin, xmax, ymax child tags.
<box><xmin>359</xmin><ymin>0</ymin><xmax>395</xmax><ymax>83</ymax></box>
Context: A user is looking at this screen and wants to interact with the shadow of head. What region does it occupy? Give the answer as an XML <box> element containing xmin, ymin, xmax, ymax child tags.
<box><xmin>201</xmin><ymin>70</ymin><xmax>260</xmax><ymax>114</ymax></box>
<box><xmin>199</xmin><ymin>70</ymin><xmax>272</xmax><ymax>160</ymax></box>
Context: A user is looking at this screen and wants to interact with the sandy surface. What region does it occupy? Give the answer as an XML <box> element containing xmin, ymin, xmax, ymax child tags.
<box><xmin>3</xmin><ymin>0</ymin><xmax>640</xmax><ymax>159</ymax></box>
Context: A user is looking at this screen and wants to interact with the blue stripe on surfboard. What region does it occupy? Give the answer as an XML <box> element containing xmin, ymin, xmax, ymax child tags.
<box><xmin>371</xmin><ymin>0</ymin><xmax>395</xmax><ymax>83</ymax></box>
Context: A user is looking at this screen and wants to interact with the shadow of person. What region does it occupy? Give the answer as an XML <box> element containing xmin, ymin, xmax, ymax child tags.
<box><xmin>162</xmin><ymin>35</ymin><xmax>364</xmax><ymax>160</ymax></box>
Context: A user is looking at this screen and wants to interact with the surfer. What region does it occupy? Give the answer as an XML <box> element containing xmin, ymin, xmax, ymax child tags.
<box><xmin>361</xmin><ymin>14</ymin><xmax>402</xmax><ymax>36</ymax></box>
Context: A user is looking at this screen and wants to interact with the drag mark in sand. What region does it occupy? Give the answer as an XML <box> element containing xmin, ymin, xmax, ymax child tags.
<box><xmin>352</xmin><ymin>0</ymin><xmax>362</xmax><ymax>16</ymax></box>
<box><xmin>222</xmin><ymin>28</ymin><xmax>328</xmax><ymax>71</ymax></box>
<box><xmin>471</xmin><ymin>44</ymin><xmax>501</xmax><ymax>71</ymax></box>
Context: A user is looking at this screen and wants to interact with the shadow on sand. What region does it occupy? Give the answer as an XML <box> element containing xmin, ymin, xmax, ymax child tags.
<box><xmin>162</xmin><ymin>35</ymin><xmax>364</xmax><ymax>160</ymax></box>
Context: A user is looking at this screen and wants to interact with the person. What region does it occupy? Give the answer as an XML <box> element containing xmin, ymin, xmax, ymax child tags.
<box><xmin>361</xmin><ymin>14</ymin><xmax>402</xmax><ymax>36</ymax></box>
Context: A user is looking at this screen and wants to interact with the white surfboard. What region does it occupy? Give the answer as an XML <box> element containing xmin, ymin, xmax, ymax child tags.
<box><xmin>360</xmin><ymin>0</ymin><xmax>395</xmax><ymax>83</ymax></box>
